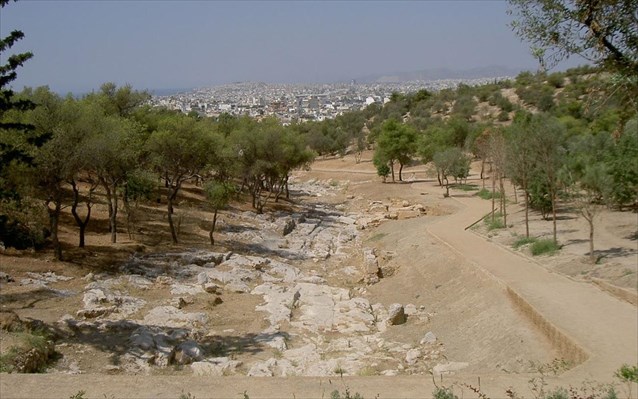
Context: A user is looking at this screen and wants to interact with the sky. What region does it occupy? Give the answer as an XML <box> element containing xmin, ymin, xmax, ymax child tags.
<box><xmin>1</xmin><ymin>0</ymin><xmax>586</xmax><ymax>94</ymax></box>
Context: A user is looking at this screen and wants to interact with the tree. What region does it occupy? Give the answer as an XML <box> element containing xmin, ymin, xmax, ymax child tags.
<box><xmin>204</xmin><ymin>181</ymin><xmax>234</xmax><ymax>246</ymax></box>
<box><xmin>24</xmin><ymin>90</ymin><xmax>80</xmax><ymax>259</ymax></box>
<box><xmin>0</xmin><ymin>0</ymin><xmax>39</xmax><ymax>210</ymax></box>
<box><xmin>147</xmin><ymin>114</ymin><xmax>217</xmax><ymax>243</ymax></box>
<box><xmin>506</xmin><ymin>120</ymin><xmax>537</xmax><ymax>237</ymax></box>
<box><xmin>83</xmin><ymin>112</ymin><xmax>140</xmax><ymax>244</ymax></box>
<box><xmin>508</xmin><ymin>0</ymin><xmax>638</xmax><ymax>128</ymax></box>
<box><xmin>374</xmin><ymin>119</ymin><xmax>417</xmax><ymax>182</ymax></box>
<box><xmin>508</xmin><ymin>0</ymin><xmax>638</xmax><ymax>75</ymax></box>
<box><xmin>606</xmin><ymin>119</ymin><xmax>638</xmax><ymax>208</ymax></box>
<box><xmin>488</xmin><ymin>129</ymin><xmax>508</xmax><ymax>225</ymax></box>
<box><xmin>562</xmin><ymin>132</ymin><xmax>612</xmax><ymax>262</ymax></box>
<box><xmin>528</xmin><ymin>114</ymin><xmax>566</xmax><ymax>243</ymax></box>
<box><xmin>433</xmin><ymin>148</ymin><xmax>471</xmax><ymax>197</ymax></box>
<box><xmin>0</xmin><ymin>0</ymin><xmax>34</xmax><ymax>135</ymax></box>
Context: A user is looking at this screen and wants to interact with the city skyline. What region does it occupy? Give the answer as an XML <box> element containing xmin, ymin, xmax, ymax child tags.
<box><xmin>2</xmin><ymin>1</ymin><xmax>587</xmax><ymax>94</ymax></box>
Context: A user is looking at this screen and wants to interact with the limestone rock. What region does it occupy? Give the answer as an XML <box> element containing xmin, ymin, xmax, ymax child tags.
<box><xmin>191</xmin><ymin>357</ymin><xmax>242</xmax><ymax>376</ymax></box>
<box><xmin>420</xmin><ymin>331</ymin><xmax>437</xmax><ymax>345</ymax></box>
<box><xmin>405</xmin><ymin>349</ymin><xmax>421</xmax><ymax>365</ymax></box>
<box><xmin>203</xmin><ymin>283</ymin><xmax>220</xmax><ymax>294</ymax></box>
<box><xmin>172</xmin><ymin>341</ymin><xmax>204</xmax><ymax>365</ymax></box>
<box><xmin>281</xmin><ymin>217</ymin><xmax>296</xmax><ymax>236</ymax></box>
<box><xmin>0</xmin><ymin>271</ymin><xmax>14</xmax><ymax>283</ymax></box>
<box><xmin>386</xmin><ymin>303</ymin><xmax>406</xmax><ymax>325</ymax></box>
<box><xmin>0</xmin><ymin>310</ymin><xmax>23</xmax><ymax>331</ymax></box>
<box><xmin>247</xmin><ymin>358</ymin><xmax>278</xmax><ymax>376</ymax></box>
<box><xmin>433</xmin><ymin>361</ymin><xmax>469</xmax><ymax>375</ymax></box>
<box><xmin>404</xmin><ymin>304</ymin><xmax>418</xmax><ymax>315</ymax></box>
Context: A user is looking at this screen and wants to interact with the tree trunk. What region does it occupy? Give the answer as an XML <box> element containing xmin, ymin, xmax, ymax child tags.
<box><xmin>445</xmin><ymin>177</ymin><xmax>450</xmax><ymax>197</ymax></box>
<box><xmin>499</xmin><ymin>175</ymin><xmax>507</xmax><ymax>227</ymax></box>
<box><xmin>524</xmin><ymin>188</ymin><xmax>530</xmax><ymax>238</ymax></box>
<box><xmin>490</xmin><ymin>172</ymin><xmax>496</xmax><ymax>223</ymax></box>
<box><xmin>390</xmin><ymin>161</ymin><xmax>395</xmax><ymax>182</ymax></box>
<box><xmin>48</xmin><ymin>200</ymin><xmax>62</xmax><ymax>261</ymax></box>
<box><xmin>167</xmin><ymin>195</ymin><xmax>178</xmax><ymax>244</ymax></box>
<box><xmin>551</xmin><ymin>190</ymin><xmax>557</xmax><ymax>244</ymax></box>
<box><xmin>110</xmin><ymin>193</ymin><xmax>118</xmax><ymax>244</ymax></box>
<box><xmin>398</xmin><ymin>163</ymin><xmax>403</xmax><ymax>182</ymax></box>
<box><xmin>123</xmin><ymin>184</ymin><xmax>133</xmax><ymax>240</ymax></box>
<box><xmin>71</xmin><ymin>184</ymin><xmax>92</xmax><ymax>248</ymax></box>
<box><xmin>209</xmin><ymin>208</ymin><xmax>218</xmax><ymax>245</ymax></box>
<box><xmin>589</xmin><ymin>218</ymin><xmax>595</xmax><ymax>263</ymax></box>
<box><xmin>285</xmin><ymin>176</ymin><xmax>290</xmax><ymax>199</ymax></box>
<box><xmin>101</xmin><ymin>179</ymin><xmax>118</xmax><ymax>243</ymax></box>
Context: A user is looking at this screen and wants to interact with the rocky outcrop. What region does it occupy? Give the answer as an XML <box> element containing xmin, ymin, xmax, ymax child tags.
<box><xmin>386</xmin><ymin>303</ymin><xmax>406</xmax><ymax>325</ymax></box>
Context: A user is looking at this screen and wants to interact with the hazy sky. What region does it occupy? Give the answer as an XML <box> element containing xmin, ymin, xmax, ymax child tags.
<box><xmin>2</xmin><ymin>0</ymin><xmax>585</xmax><ymax>93</ymax></box>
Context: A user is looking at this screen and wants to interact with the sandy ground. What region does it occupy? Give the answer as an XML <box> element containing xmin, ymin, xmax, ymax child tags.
<box><xmin>1</xmin><ymin>151</ymin><xmax>636</xmax><ymax>398</ymax></box>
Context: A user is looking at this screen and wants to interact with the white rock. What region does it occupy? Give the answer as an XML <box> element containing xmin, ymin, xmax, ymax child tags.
<box><xmin>405</xmin><ymin>349</ymin><xmax>421</xmax><ymax>365</ymax></box>
<box><xmin>433</xmin><ymin>361</ymin><xmax>469</xmax><ymax>375</ymax></box>
<box><xmin>191</xmin><ymin>357</ymin><xmax>242</xmax><ymax>376</ymax></box>
<box><xmin>420</xmin><ymin>331</ymin><xmax>437</xmax><ymax>345</ymax></box>
<box><xmin>386</xmin><ymin>304</ymin><xmax>406</xmax><ymax>325</ymax></box>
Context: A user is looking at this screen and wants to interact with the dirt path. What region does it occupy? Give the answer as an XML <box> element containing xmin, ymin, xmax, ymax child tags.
<box><xmin>420</xmin><ymin>180</ymin><xmax>638</xmax><ymax>382</ymax></box>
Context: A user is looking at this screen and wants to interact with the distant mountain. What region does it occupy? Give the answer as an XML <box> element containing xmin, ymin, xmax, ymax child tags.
<box><xmin>354</xmin><ymin>66</ymin><xmax>526</xmax><ymax>83</ymax></box>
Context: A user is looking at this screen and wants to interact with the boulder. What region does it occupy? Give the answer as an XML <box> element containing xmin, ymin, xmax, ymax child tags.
<box><xmin>0</xmin><ymin>310</ymin><xmax>23</xmax><ymax>331</ymax></box>
<box><xmin>247</xmin><ymin>358</ymin><xmax>278</xmax><ymax>376</ymax></box>
<box><xmin>405</xmin><ymin>349</ymin><xmax>421</xmax><ymax>365</ymax></box>
<box><xmin>191</xmin><ymin>357</ymin><xmax>242</xmax><ymax>376</ymax></box>
<box><xmin>281</xmin><ymin>217</ymin><xmax>296</xmax><ymax>236</ymax></box>
<box><xmin>386</xmin><ymin>303</ymin><xmax>406</xmax><ymax>325</ymax></box>
<box><xmin>172</xmin><ymin>341</ymin><xmax>204</xmax><ymax>365</ymax></box>
<box><xmin>420</xmin><ymin>331</ymin><xmax>437</xmax><ymax>345</ymax></box>
<box><xmin>203</xmin><ymin>283</ymin><xmax>220</xmax><ymax>294</ymax></box>
<box><xmin>404</xmin><ymin>304</ymin><xmax>418</xmax><ymax>315</ymax></box>
<box><xmin>0</xmin><ymin>271</ymin><xmax>14</xmax><ymax>283</ymax></box>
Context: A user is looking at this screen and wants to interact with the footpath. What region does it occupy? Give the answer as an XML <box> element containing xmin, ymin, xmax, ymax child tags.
<box><xmin>426</xmin><ymin>190</ymin><xmax>638</xmax><ymax>384</ymax></box>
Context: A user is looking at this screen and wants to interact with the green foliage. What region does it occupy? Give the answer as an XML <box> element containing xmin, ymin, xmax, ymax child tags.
<box><xmin>330</xmin><ymin>388</ymin><xmax>364</xmax><ymax>399</ymax></box>
<box><xmin>374</xmin><ymin>118</ymin><xmax>417</xmax><ymax>181</ymax></box>
<box><xmin>615</xmin><ymin>364</ymin><xmax>638</xmax><ymax>383</ymax></box>
<box><xmin>531</xmin><ymin>239</ymin><xmax>561</xmax><ymax>256</ymax></box>
<box><xmin>0</xmin><ymin>329</ymin><xmax>51</xmax><ymax>373</ymax></box>
<box><xmin>124</xmin><ymin>169</ymin><xmax>157</xmax><ymax>204</ymax></box>
<box><xmin>477</xmin><ymin>188</ymin><xmax>501</xmax><ymax>200</ymax></box>
<box><xmin>433</xmin><ymin>148</ymin><xmax>471</xmax><ymax>183</ymax></box>
<box><xmin>68</xmin><ymin>391</ymin><xmax>87</xmax><ymax>399</ymax></box>
<box><xmin>513</xmin><ymin>236</ymin><xmax>537</xmax><ymax>249</ymax></box>
<box><xmin>543</xmin><ymin>387</ymin><xmax>569</xmax><ymax>399</ymax></box>
<box><xmin>508</xmin><ymin>0</ymin><xmax>638</xmax><ymax>78</ymax></box>
<box><xmin>432</xmin><ymin>387</ymin><xmax>459</xmax><ymax>399</ymax></box>
<box><xmin>204</xmin><ymin>181</ymin><xmax>235</xmax><ymax>211</ymax></box>
<box><xmin>484</xmin><ymin>212</ymin><xmax>505</xmax><ymax>231</ymax></box>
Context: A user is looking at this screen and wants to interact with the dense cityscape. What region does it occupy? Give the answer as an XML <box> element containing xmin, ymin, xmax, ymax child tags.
<box><xmin>149</xmin><ymin>77</ymin><xmax>513</xmax><ymax>123</ymax></box>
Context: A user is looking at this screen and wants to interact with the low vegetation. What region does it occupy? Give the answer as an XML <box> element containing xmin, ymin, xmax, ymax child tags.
<box><xmin>530</xmin><ymin>239</ymin><xmax>562</xmax><ymax>256</ymax></box>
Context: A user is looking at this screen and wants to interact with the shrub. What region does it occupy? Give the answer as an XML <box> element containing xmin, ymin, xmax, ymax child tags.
<box><xmin>530</xmin><ymin>239</ymin><xmax>561</xmax><ymax>256</ymax></box>
<box><xmin>432</xmin><ymin>387</ymin><xmax>459</xmax><ymax>399</ymax></box>
<box><xmin>484</xmin><ymin>213</ymin><xmax>505</xmax><ymax>231</ymax></box>
<box><xmin>477</xmin><ymin>188</ymin><xmax>501</xmax><ymax>200</ymax></box>
<box><xmin>513</xmin><ymin>236</ymin><xmax>537</xmax><ymax>249</ymax></box>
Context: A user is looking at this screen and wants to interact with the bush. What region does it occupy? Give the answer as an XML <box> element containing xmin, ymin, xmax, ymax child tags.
<box><xmin>484</xmin><ymin>212</ymin><xmax>505</xmax><ymax>231</ymax></box>
<box><xmin>513</xmin><ymin>236</ymin><xmax>537</xmax><ymax>249</ymax></box>
<box><xmin>432</xmin><ymin>387</ymin><xmax>459</xmax><ymax>399</ymax></box>
<box><xmin>477</xmin><ymin>188</ymin><xmax>501</xmax><ymax>200</ymax></box>
<box><xmin>530</xmin><ymin>239</ymin><xmax>561</xmax><ymax>256</ymax></box>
